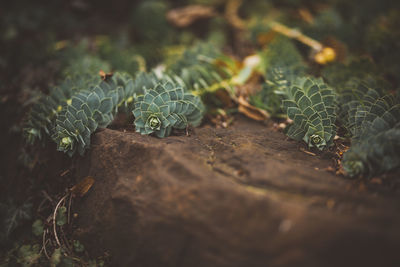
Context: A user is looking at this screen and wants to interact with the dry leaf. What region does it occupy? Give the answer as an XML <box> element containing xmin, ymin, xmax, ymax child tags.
<box><xmin>237</xmin><ymin>95</ymin><xmax>270</xmax><ymax>121</ymax></box>
<box><xmin>215</xmin><ymin>89</ymin><xmax>234</xmax><ymax>107</ymax></box>
<box><xmin>167</xmin><ymin>5</ymin><xmax>216</xmax><ymax>28</ymax></box>
<box><xmin>70</xmin><ymin>176</ymin><xmax>95</xmax><ymax>197</ymax></box>
<box><xmin>369</xmin><ymin>178</ymin><xmax>382</xmax><ymax>185</ymax></box>
<box><xmin>299</xmin><ymin>147</ymin><xmax>316</xmax><ymax>156</ymax></box>
<box><xmin>99</xmin><ymin>70</ymin><xmax>113</xmax><ymax>81</ymax></box>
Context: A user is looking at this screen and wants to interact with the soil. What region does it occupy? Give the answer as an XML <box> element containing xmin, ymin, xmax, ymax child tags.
<box><xmin>73</xmin><ymin>115</ymin><xmax>400</xmax><ymax>267</ymax></box>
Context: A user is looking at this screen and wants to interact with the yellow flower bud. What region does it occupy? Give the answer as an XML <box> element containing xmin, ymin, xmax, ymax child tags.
<box><xmin>322</xmin><ymin>47</ymin><xmax>336</xmax><ymax>62</ymax></box>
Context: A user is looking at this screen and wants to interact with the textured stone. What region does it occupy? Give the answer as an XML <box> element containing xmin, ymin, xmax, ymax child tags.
<box><xmin>75</xmin><ymin>117</ymin><xmax>400</xmax><ymax>267</ymax></box>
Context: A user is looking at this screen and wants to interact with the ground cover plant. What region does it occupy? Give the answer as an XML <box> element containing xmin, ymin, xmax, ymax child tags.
<box><xmin>1</xmin><ymin>0</ymin><xmax>400</xmax><ymax>266</ymax></box>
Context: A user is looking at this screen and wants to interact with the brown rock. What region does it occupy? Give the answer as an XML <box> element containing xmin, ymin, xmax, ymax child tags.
<box><xmin>75</xmin><ymin>117</ymin><xmax>400</xmax><ymax>267</ymax></box>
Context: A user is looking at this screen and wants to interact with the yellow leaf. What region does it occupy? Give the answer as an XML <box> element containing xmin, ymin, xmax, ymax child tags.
<box><xmin>237</xmin><ymin>95</ymin><xmax>270</xmax><ymax>121</ymax></box>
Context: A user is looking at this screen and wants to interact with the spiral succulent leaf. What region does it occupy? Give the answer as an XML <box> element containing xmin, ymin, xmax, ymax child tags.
<box><xmin>51</xmin><ymin>77</ymin><xmax>129</xmax><ymax>156</ymax></box>
<box><xmin>282</xmin><ymin>77</ymin><xmax>336</xmax><ymax>150</ymax></box>
<box><xmin>133</xmin><ymin>82</ymin><xmax>205</xmax><ymax>138</ymax></box>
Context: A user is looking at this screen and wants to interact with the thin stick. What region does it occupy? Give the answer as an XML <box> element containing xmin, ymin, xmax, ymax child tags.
<box><xmin>67</xmin><ymin>193</ymin><xmax>73</xmax><ymax>225</ymax></box>
<box><xmin>41</xmin><ymin>229</ymin><xmax>50</xmax><ymax>259</ymax></box>
<box><xmin>41</xmin><ymin>190</ymin><xmax>54</xmax><ymax>204</ymax></box>
<box><xmin>60</xmin><ymin>227</ymin><xmax>73</xmax><ymax>255</ymax></box>
<box><xmin>223</xmin><ymin>0</ymin><xmax>324</xmax><ymax>52</ymax></box>
<box><xmin>38</xmin><ymin>190</ymin><xmax>54</xmax><ymax>213</ymax></box>
<box><xmin>53</xmin><ymin>194</ymin><xmax>68</xmax><ymax>247</ymax></box>
<box><xmin>269</xmin><ymin>21</ymin><xmax>323</xmax><ymax>51</ymax></box>
<box><xmin>300</xmin><ymin>147</ymin><xmax>317</xmax><ymax>156</ymax></box>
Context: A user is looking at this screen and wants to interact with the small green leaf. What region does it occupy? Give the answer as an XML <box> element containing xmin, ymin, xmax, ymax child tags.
<box><xmin>56</xmin><ymin>206</ymin><xmax>67</xmax><ymax>226</ymax></box>
<box><xmin>99</xmin><ymin>98</ymin><xmax>113</xmax><ymax>114</ymax></box>
<box><xmin>73</xmin><ymin>240</ymin><xmax>85</xmax><ymax>253</ymax></box>
<box><xmin>50</xmin><ymin>248</ymin><xmax>62</xmax><ymax>267</ymax></box>
<box><xmin>87</xmin><ymin>92</ymin><xmax>101</xmax><ymax>109</ymax></box>
<box><xmin>32</xmin><ymin>219</ymin><xmax>43</xmax><ymax>237</ymax></box>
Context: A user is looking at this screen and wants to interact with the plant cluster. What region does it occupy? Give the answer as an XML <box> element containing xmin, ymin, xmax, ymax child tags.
<box><xmin>338</xmin><ymin>81</ymin><xmax>400</xmax><ymax>177</ymax></box>
<box><xmin>283</xmin><ymin>77</ymin><xmax>336</xmax><ymax>150</ymax></box>
<box><xmin>51</xmin><ymin>75</ymin><xmax>130</xmax><ymax>156</ymax></box>
<box><xmin>24</xmin><ymin>46</ymin><xmax>212</xmax><ymax>156</ymax></box>
<box><xmin>254</xmin><ymin>47</ymin><xmax>399</xmax><ymax>177</ymax></box>
<box><xmin>250</xmin><ymin>37</ymin><xmax>307</xmax><ymax>117</ymax></box>
<box><xmin>20</xmin><ymin>0</ymin><xmax>400</xmax><ymax>177</ymax></box>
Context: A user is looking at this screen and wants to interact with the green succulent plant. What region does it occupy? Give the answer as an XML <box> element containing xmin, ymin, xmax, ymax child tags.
<box><xmin>258</xmin><ymin>36</ymin><xmax>307</xmax><ymax>78</ymax></box>
<box><xmin>24</xmin><ymin>74</ymin><xmax>101</xmax><ymax>145</ymax></box>
<box><xmin>23</xmin><ymin>51</ymin><xmax>111</xmax><ymax>145</ymax></box>
<box><xmin>343</xmin><ymin>122</ymin><xmax>400</xmax><ymax>178</ymax></box>
<box><xmin>133</xmin><ymin>82</ymin><xmax>205</xmax><ymax>138</ymax></box>
<box><xmin>51</xmin><ymin>74</ymin><xmax>135</xmax><ymax>156</ymax></box>
<box><xmin>282</xmin><ymin>77</ymin><xmax>336</xmax><ymax>150</ymax></box>
<box><xmin>166</xmin><ymin>43</ymin><xmax>233</xmax><ymax>93</ymax></box>
<box><xmin>132</xmin><ymin>71</ymin><xmax>167</xmax><ymax>93</ymax></box>
<box><xmin>336</xmin><ymin>80</ymin><xmax>386</xmax><ymax>136</ymax></box>
<box><xmin>250</xmin><ymin>67</ymin><xmax>296</xmax><ymax>117</ymax></box>
<box><xmin>251</xmin><ymin>36</ymin><xmax>307</xmax><ymax>118</ymax></box>
<box><xmin>321</xmin><ymin>58</ymin><xmax>390</xmax><ymax>92</ymax></box>
<box><xmin>110</xmin><ymin>72</ymin><xmax>136</xmax><ymax>111</ymax></box>
<box><xmin>340</xmin><ymin>82</ymin><xmax>400</xmax><ymax>177</ymax></box>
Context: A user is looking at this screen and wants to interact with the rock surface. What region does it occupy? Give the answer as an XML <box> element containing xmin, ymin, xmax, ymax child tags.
<box><xmin>75</xmin><ymin>116</ymin><xmax>400</xmax><ymax>267</ymax></box>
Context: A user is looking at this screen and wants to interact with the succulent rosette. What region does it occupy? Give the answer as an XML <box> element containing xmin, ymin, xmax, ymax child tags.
<box><xmin>283</xmin><ymin>77</ymin><xmax>336</xmax><ymax>150</ymax></box>
<box><xmin>133</xmin><ymin>82</ymin><xmax>204</xmax><ymax>138</ymax></box>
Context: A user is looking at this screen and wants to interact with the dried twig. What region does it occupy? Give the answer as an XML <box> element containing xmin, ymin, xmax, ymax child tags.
<box><xmin>60</xmin><ymin>227</ymin><xmax>73</xmax><ymax>255</ymax></box>
<box><xmin>167</xmin><ymin>5</ymin><xmax>216</xmax><ymax>27</ymax></box>
<box><xmin>300</xmin><ymin>147</ymin><xmax>317</xmax><ymax>156</ymax></box>
<box><xmin>53</xmin><ymin>194</ymin><xmax>68</xmax><ymax>247</ymax></box>
<box><xmin>67</xmin><ymin>193</ymin><xmax>73</xmax><ymax>225</ymax></box>
<box><xmin>41</xmin><ymin>190</ymin><xmax>54</xmax><ymax>204</ymax></box>
<box><xmin>269</xmin><ymin>21</ymin><xmax>323</xmax><ymax>52</ymax></box>
<box><xmin>41</xmin><ymin>229</ymin><xmax>50</xmax><ymax>260</ymax></box>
